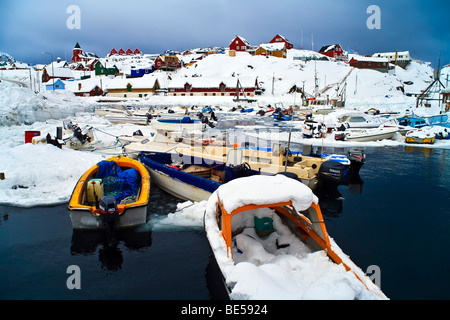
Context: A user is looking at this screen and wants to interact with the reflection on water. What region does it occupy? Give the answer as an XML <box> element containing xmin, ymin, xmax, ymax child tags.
<box><xmin>71</xmin><ymin>226</ymin><xmax>153</xmax><ymax>272</ymax></box>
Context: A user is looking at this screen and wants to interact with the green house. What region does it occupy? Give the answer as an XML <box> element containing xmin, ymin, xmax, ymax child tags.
<box><xmin>95</xmin><ymin>61</ymin><xmax>119</xmax><ymax>76</ymax></box>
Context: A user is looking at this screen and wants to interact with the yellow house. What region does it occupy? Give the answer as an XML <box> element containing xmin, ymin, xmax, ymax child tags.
<box><xmin>255</xmin><ymin>42</ymin><xmax>286</xmax><ymax>58</ymax></box>
<box><xmin>106</xmin><ymin>76</ymin><xmax>161</xmax><ymax>98</ymax></box>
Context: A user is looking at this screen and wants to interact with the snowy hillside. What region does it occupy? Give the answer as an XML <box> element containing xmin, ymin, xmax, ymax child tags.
<box><xmin>0</xmin><ymin>48</ymin><xmax>442</xmax><ymax>126</ymax></box>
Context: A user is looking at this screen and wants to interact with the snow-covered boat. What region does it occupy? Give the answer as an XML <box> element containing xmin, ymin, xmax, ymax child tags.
<box><xmin>204</xmin><ymin>174</ymin><xmax>388</xmax><ymax>300</ymax></box>
<box><xmin>405</xmin><ymin>128</ymin><xmax>436</xmax><ymax>144</ymax></box>
<box><xmin>138</xmin><ymin>151</ymin><xmax>260</xmax><ymax>202</ymax></box>
<box><xmin>68</xmin><ymin>156</ymin><xmax>150</xmax><ymax>229</ymax></box>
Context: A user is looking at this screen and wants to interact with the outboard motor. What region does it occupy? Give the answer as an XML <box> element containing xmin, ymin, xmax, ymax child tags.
<box><xmin>99</xmin><ymin>196</ymin><xmax>119</xmax><ymax>226</ymax></box>
<box><xmin>347</xmin><ymin>149</ymin><xmax>366</xmax><ymax>174</ymax></box>
<box><xmin>318</xmin><ymin>160</ymin><xmax>346</xmax><ymax>185</ymax></box>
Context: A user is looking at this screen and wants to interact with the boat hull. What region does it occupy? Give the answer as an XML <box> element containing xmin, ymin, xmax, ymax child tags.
<box><xmin>70</xmin><ymin>204</ymin><xmax>148</xmax><ymax>229</ymax></box>
<box><xmin>147</xmin><ymin>168</ymin><xmax>213</xmax><ymax>202</ymax></box>
<box><xmin>68</xmin><ymin>156</ymin><xmax>151</xmax><ymax>230</ymax></box>
<box><xmin>138</xmin><ymin>152</ymin><xmax>260</xmax><ymax>202</ymax></box>
<box><xmin>405</xmin><ymin>136</ymin><xmax>435</xmax><ymax>144</ymax></box>
<box><xmin>344</xmin><ymin>130</ymin><xmax>396</xmax><ymax>142</ymax></box>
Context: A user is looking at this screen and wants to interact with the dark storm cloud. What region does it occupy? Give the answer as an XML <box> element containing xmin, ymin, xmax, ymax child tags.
<box><xmin>1</xmin><ymin>0</ymin><xmax>448</xmax><ymax>67</ymax></box>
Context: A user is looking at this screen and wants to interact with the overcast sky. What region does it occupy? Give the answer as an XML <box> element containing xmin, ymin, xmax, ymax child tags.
<box><xmin>1</xmin><ymin>0</ymin><xmax>449</xmax><ymax>68</ymax></box>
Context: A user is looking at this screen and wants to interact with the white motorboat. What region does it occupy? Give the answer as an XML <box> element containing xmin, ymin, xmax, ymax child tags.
<box><xmin>337</xmin><ymin>127</ymin><xmax>398</xmax><ymax>142</ymax></box>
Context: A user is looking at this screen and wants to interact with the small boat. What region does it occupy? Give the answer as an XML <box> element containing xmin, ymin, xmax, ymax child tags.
<box><xmin>337</xmin><ymin>127</ymin><xmax>398</xmax><ymax>142</ymax></box>
<box><xmin>301</xmin><ymin>118</ymin><xmax>327</xmax><ymax>139</ymax></box>
<box><xmin>337</xmin><ymin>113</ymin><xmax>389</xmax><ymax>129</ymax></box>
<box><xmin>151</xmin><ymin>116</ymin><xmax>207</xmax><ymax>132</ymax></box>
<box><xmin>68</xmin><ymin>156</ymin><xmax>150</xmax><ymax>229</ymax></box>
<box><xmin>240</xmin><ymin>107</ymin><xmax>254</xmax><ymax>113</ymax></box>
<box><xmin>405</xmin><ymin>128</ymin><xmax>436</xmax><ymax>144</ymax></box>
<box><xmin>138</xmin><ymin>151</ymin><xmax>260</xmax><ymax>202</ymax></box>
<box><xmin>32</xmin><ymin>120</ymin><xmax>95</xmax><ymax>150</ymax></box>
<box><xmin>273</xmin><ymin>112</ymin><xmax>293</xmax><ymax>121</ymax></box>
<box><xmin>397</xmin><ymin>117</ymin><xmax>428</xmax><ymax>128</ymax></box>
<box><xmin>204</xmin><ymin>174</ymin><xmax>388</xmax><ymax>300</ymax></box>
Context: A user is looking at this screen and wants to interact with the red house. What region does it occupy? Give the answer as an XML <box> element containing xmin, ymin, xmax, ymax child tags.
<box><xmin>134</xmin><ymin>48</ymin><xmax>141</xmax><ymax>55</ymax></box>
<box><xmin>126</xmin><ymin>48</ymin><xmax>133</xmax><ymax>55</ymax></box>
<box><xmin>118</xmin><ymin>48</ymin><xmax>126</xmax><ymax>55</ymax></box>
<box><xmin>269</xmin><ymin>34</ymin><xmax>293</xmax><ymax>50</ymax></box>
<box><xmin>154</xmin><ymin>55</ymin><xmax>182</xmax><ymax>71</ymax></box>
<box><xmin>319</xmin><ymin>44</ymin><xmax>344</xmax><ymax>59</ymax></box>
<box><xmin>110</xmin><ymin>48</ymin><xmax>118</xmax><ymax>56</ymax></box>
<box><xmin>229</xmin><ymin>36</ymin><xmax>250</xmax><ymax>52</ymax></box>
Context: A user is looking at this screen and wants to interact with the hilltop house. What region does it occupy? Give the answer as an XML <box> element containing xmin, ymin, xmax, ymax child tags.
<box><xmin>255</xmin><ymin>43</ymin><xmax>287</xmax><ymax>58</ymax></box>
<box><xmin>372</xmin><ymin>51</ymin><xmax>411</xmax><ymax>69</ymax></box>
<box><xmin>349</xmin><ymin>56</ymin><xmax>391</xmax><ymax>73</ymax></box>
<box><xmin>154</xmin><ymin>55</ymin><xmax>182</xmax><ymax>71</ymax></box>
<box><xmin>229</xmin><ymin>36</ymin><xmax>251</xmax><ymax>52</ymax></box>
<box><xmin>319</xmin><ymin>44</ymin><xmax>345</xmax><ymax>60</ymax></box>
<box><xmin>109</xmin><ymin>47</ymin><xmax>143</xmax><ymax>56</ymax></box>
<box><xmin>269</xmin><ymin>34</ymin><xmax>293</xmax><ymax>50</ymax></box>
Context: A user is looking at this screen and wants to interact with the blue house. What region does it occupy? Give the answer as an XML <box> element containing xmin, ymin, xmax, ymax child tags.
<box><xmin>45</xmin><ymin>78</ymin><xmax>65</xmax><ymax>91</ymax></box>
<box><xmin>130</xmin><ymin>66</ymin><xmax>155</xmax><ymax>78</ymax></box>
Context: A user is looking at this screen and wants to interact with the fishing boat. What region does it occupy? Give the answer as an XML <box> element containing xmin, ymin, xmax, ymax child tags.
<box><xmin>138</xmin><ymin>151</ymin><xmax>260</xmax><ymax>202</ymax></box>
<box><xmin>204</xmin><ymin>174</ymin><xmax>388</xmax><ymax>300</ymax></box>
<box><xmin>68</xmin><ymin>156</ymin><xmax>150</xmax><ymax>229</ymax></box>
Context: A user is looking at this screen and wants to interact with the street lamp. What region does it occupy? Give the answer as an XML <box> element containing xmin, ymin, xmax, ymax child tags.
<box><xmin>42</xmin><ymin>51</ymin><xmax>54</xmax><ymax>91</ymax></box>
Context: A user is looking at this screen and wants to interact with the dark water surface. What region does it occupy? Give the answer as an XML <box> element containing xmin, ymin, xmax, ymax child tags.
<box><xmin>0</xmin><ymin>146</ymin><xmax>449</xmax><ymax>300</ymax></box>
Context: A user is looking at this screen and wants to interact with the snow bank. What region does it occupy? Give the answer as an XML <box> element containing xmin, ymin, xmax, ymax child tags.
<box><xmin>0</xmin><ymin>143</ymin><xmax>104</xmax><ymax>207</ymax></box>
<box><xmin>0</xmin><ymin>80</ymin><xmax>93</xmax><ymax>126</ymax></box>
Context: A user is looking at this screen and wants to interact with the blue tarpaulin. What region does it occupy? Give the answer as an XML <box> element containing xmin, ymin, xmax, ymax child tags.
<box><xmin>96</xmin><ymin>160</ymin><xmax>141</xmax><ymax>203</ymax></box>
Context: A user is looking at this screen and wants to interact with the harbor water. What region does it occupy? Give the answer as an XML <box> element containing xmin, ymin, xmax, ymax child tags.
<box><xmin>0</xmin><ymin>145</ymin><xmax>449</xmax><ymax>300</ymax></box>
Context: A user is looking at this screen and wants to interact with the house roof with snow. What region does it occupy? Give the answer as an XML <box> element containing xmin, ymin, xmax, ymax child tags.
<box><xmin>350</xmin><ymin>56</ymin><xmax>389</xmax><ymax>63</ymax></box>
<box><xmin>231</xmin><ymin>36</ymin><xmax>250</xmax><ymax>46</ymax></box>
<box><xmin>106</xmin><ymin>74</ymin><xmax>162</xmax><ymax>90</ymax></box>
<box><xmin>259</xmin><ymin>42</ymin><xmax>286</xmax><ymax>51</ymax></box>
<box><xmin>44</xmin><ymin>65</ymin><xmax>74</xmax><ymax>78</ymax></box>
<box><xmin>319</xmin><ymin>44</ymin><xmax>341</xmax><ymax>53</ymax></box>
